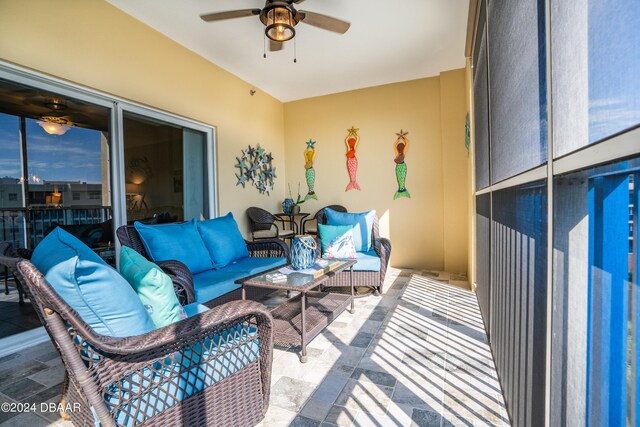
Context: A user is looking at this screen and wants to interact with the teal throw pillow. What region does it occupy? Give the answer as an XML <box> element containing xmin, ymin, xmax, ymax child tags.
<box><xmin>325</xmin><ymin>209</ymin><xmax>376</xmax><ymax>252</ymax></box>
<box><xmin>119</xmin><ymin>246</ymin><xmax>187</xmax><ymax>328</ymax></box>
<box><xmin>134</xmin><ymin>218</ymin><xmax>212</xmax><ymax>274</ymax></box>
<box><xmin>30</xmin><ymin>228</ymin><xmax>155</xmax><ymax>338</ymax></box>
<box><xmin>197</xmin><ymin>213</ymin><xmax>249</xmax><ymax>268</ymax></box>
<box><xmin>318</xmin><ymin>224</ymin><xmax>357</xmax><ymax>259</ymax></box>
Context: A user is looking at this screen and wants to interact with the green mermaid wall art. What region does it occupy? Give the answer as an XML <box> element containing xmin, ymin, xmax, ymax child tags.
<box><xmin>393</xmin><ymin>129</ymin><xmax>411</xmax><ymax>199</ymax></box>
<box><xmin>304</xmin><ymin>139</ymin><xmax>318</xmax><ymax>200</ymax></box>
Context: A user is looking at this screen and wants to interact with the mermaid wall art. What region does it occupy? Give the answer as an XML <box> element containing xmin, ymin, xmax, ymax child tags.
<box><xmin>393</xmin><ymin>129</ymin><xmax>411</xmax><ymax>199</ymax></box>
<box><xmin>304</xmin><ymin>139</ymin><xmax>318</xmax><ymax>200</ymax></box>
<box><xmin>345</xmin><ymin>126</ymin><xmax>361</xmax><ymax>192</ymax></box>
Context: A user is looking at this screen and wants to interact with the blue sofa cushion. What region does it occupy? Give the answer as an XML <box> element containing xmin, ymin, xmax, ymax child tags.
<box><xmin>105</xmin><ymin>324</ymin><xmax>260</xmax><ymax>426</ymax></box>
<box><xmin>197</xmin><ymin>213</ymin><xmax>249</xmax><ymax>268</ymax></box>
<box><xmin>31</xmin><ymin>228</ymin><xmax>155</xmax><ymax>338</ymax></box>
<box><xmin>221</xmin><ymin>257</ymin><xmax>286</xmax><ymax>275</ymax></box>
<box><xmin>135</xmin><ymin>219</ymin><xmax>212</xmax><ymax>274</ymax></box>
<box><xmin>183</xmin><ymin>303</ymin><xmax>209</xmax><ymax>317</ymax></box>
<box><xmin>191</xmin><ymin>257</ymin><xmax>286</xmax><ymax>303</ymax></box>
<box><xmin>192</xmin><ymin>270</ymin><xmax>243</xmax><ymax>303</ymax></box>
<box><xmin>119</xmin><ymin>246</ymin><xmax>186</xmax><ymax>328</ymax></box>
<box><xmin>354</xmin><ymin>250</ymin><xmax>382</xmax><ymax>272</ymax></box>
<box><xmin>325</xmin><ymin>209</ymin><xmax>376</xmax><ymax>252</ymax></box>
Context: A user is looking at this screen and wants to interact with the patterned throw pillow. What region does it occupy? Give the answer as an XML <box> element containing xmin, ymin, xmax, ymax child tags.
<box><xmin>325</xmin><ymin>209</ymin><xmax>376</xmax><ymax>252</ymax></box>
<box><xmin>318</xmin><ymin>224</ymin><xmax>357</xmax><ymax>259</ymax></box>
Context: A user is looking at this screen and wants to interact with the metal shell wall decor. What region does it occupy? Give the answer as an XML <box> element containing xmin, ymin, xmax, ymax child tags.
<box><xmin>393</xmin><ymin>129</ymin><xmax>411</xmax><ymax>200</ymax></box>
<box><xmin>344</xmin><ymin>126</ymin><xmax>361</xmax><ymax>192</ymax></box>
<box><xmin>234</xmin><ymin>144</ymin><xmax>276</xmax><ymax>195</ymax></box>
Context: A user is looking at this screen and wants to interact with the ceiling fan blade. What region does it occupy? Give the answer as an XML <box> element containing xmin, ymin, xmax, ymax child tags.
<box><xmin>200</xmin><ymin>9</ymin><xmax>261</xmax><ymax>22</ymax></box>
<box><xmin>299</xmin><ymin>11</ymin><xmax>350</xmax><ymax>34</ymax></box>
<box><xmin>294</xmin><ymin>0</ymin><xmax>306</xmax><ymax>3</ymax></box>
<box><xmin>269</xmin><ymin>40</ymin><xmax>284</xmax><ymax>52</ymax></box>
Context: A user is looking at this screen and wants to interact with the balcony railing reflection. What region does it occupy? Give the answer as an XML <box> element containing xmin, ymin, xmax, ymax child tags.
<box><xmin>0</xmin><ymin>206</ymin><xmax>111</xmax><ymax>249</ymax></box>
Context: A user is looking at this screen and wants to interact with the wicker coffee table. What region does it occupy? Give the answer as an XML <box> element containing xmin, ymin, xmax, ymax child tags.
<box><xmin>236</xmin><ymin>260</ymin><xmax>356</xmax><ymax>362</ymax></box>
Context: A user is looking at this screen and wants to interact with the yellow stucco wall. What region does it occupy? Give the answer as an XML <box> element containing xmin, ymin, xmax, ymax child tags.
<box><xmin>440</xmin><ymin>69</ymin><xmax>470</xmax><ymax>274</ymax></box>
<box><xmin>284</xmin><ymin>71</ymin><xmax>469</xmax><ymax>273</ymax></box>
<box><xmin>0</xmin><ymin>0</ymin><xmax>286</xmax><ymax>234</ymax></box>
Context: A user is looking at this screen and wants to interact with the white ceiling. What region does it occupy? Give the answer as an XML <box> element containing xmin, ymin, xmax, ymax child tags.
<box><xmin>106</xmin><ymin>0</ymin><xmax>469</xmax><ymax>102</ymax></box>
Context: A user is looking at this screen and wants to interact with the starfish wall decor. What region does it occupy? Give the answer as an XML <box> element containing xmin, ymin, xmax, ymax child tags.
<box><xmin>234</xmin><ymin>144</ymin><xmax>276</xmax><ymax>195</ymax></box>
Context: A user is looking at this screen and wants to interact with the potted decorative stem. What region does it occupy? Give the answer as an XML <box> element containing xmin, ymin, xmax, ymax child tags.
<box><xmin>288</xmin><ymin>183</ymin><xmax>305</xmax><ymax>215</ymax></box>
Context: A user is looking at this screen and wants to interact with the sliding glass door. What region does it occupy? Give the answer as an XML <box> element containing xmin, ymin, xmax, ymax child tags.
<box><xmin>0</xmin><ymin>77</ymin><xmax>113</xmax><ymax>339</ymax></box>
<box><xmin>122</xmin><ymin>111</ymin><xmax>209</xmax><ymax>225</ymax></box>
<box><xmin>0</xmin><ymin>63</ymin><xmax>216</xmax><ymax>348</ymax></box>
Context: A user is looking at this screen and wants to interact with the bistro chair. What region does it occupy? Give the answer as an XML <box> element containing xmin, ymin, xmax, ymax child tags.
<box><xmin>246</xmin><ymin>207</ymin><xmax>295</xmax><ymax>243</ymax></box>
<box><xmin>301</xmin><ymin>205</ymin><xmax>348</xmax><ymax>235</ymax></box>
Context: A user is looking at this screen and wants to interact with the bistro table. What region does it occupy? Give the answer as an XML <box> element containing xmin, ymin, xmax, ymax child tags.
<box><xmin>274</xmin><ymin>212</ymin><xmax>310</xmax><ymax>235</ymax></box>
<box><xmin>236</xmin><ymin>259</ymin><xmax>356</xmax><ymax>362</ymax></box>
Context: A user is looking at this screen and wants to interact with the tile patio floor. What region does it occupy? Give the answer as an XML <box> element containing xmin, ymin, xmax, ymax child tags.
<box><xmin>0</xmin><ymin>269</ymin><xmax>509</xmax><ymax>427</ymax></box>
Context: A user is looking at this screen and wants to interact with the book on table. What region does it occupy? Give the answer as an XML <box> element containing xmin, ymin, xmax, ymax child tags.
<box><xmin>265</xmin><ymin>272</ymin><xmax>288</xmax><ymax>283</ymax></box>
<box><xmin>279</xmin><ymin>260</ymin><xmax>343</xmax><ymax>279</ymax></box>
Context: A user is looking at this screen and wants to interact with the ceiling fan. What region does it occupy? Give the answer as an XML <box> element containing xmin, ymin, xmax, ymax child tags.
<box><xmin>200</xmin><ymin>0</ymin><xmax>351</xmax><ymax>52</ymax></box>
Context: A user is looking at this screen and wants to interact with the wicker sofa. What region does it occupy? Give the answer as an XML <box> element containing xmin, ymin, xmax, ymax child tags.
<box><xmin>117</xmin><ymin>225</ymin><xmax>289</xmax><ymax>308</ymax></box>
<box><xmin>0</xmin><ymin>248</ymin><xmax>274</xmax><ymax>427</ymax></box>
<box><xmin>315</xmin><ymin>213</ymin><xmax>392</xmax><ymax>295</ymax></box>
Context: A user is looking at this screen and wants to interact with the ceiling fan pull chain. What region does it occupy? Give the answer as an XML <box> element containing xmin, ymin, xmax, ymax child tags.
<box><xmin>263</xmin><ymin>33</ymin><xmax>267</xmax><ymax>59</ymax></box>
<box><xmin>294</xmin><ymin>37</ymin><xmax>297</xmax><ymax>63</ymax></box>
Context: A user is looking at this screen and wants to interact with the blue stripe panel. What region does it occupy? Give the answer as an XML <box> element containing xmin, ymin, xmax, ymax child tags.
<box><xmin>634</xmin><ymin>174</ymin><xmax>640</xmax><ymax>427</ymax></box>
<box><xmin>587</xmin><ymin>175</ymin><xmax>629</xmax><ymax>426</ymax></box>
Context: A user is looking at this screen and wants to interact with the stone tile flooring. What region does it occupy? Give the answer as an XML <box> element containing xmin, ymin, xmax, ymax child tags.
<box><xmin>0</xmin><ymin>280</ymin><xmax>42</xmax><ymax>339</ymax></box>
<box><xmin>0</xmin><ymin>269</ymin><xmax>510</xmax><ymax>426</ymax></box>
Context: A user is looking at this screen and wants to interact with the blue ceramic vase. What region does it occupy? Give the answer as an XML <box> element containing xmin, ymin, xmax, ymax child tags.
<box><xmin>282</xmin><ymin>198</ymin><xmax>294</xmax><ymax>214</ymax></box>
<box><xmin>291</xmin><ymin>235</ymin><xmax>317</xmax><ymax>270</ymax></box>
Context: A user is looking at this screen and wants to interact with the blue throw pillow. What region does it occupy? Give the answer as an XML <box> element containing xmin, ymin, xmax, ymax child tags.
<box><xmin>197</xmin><ymin>213</ymin><xmax>249</xmax><ymax>268</ymax></box>
<box><xmin>135</xmin><ymin>219</ymin><xmax>212</xmax><ymax>274</ymax></box>
<box><xmin>325</xmin><ymin>209</ymin><xmax>376</xmax><ymax>252</ymax></box>
<box><xmin>318</xmin><ymin>224</ymin><xmax>357</xmax><ymax>259</ymax></box>
<box><xmin>119</xmin><ymin>246</ymin><xmax>187</xmax><ymax>328</ymax></box>
<box><xmin>30</xmin><ymin>228</ymin><xmax>155</xmax><ymax>338</ymax></box>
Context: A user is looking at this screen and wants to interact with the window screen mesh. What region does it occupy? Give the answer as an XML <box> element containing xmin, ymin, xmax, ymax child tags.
<box><xmin>551</xmin><ymin>159</ymin><xmax>640</xmax><ymax>425</ymax></box>
<box><xmin>473</xmin><ymin>0</ymin><xmax>640</xmax><ymax>425</ymax></box>
<box><xmin>552</xmin><ymin>0</ymin><xmax>640</xmax><ymax>158</ymax></box>
<box><xmin>476</xmin><ymin>193</ymin><xmax>491</xmax><ymax>330</ymax></box>
<box><xmin>488</xmin><ymin>0</ymin><xmax>547</xmax><ymax>183</ymax></box>
<box><xmin>491</xmin><ymin>182</ymin><xmax>547</xmax><ymax>426</ymax></box>
<box><xmin>474</xmin><ymin>27</ymin><xmax>491</xmax><ymax>191</ymax></box>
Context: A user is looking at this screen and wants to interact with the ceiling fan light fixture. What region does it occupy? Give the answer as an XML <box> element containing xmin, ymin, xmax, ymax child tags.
<box><xmin>261</xmin><ymin>4</ymin><xmax>299</xmax><ymax>42</ymax></box>
<box><xmin>37</xmin><ymin>121</ymin><xmax>71</xmax><ymax>136</ymax></box>
<box><xmin>44</xmin><ymin>98</ymin><xmax>68</xmax><ymax>111</ymax></box>
<box><xmin>37</xmin><ymin>115</ymin><xmax>73</xmax><ymax>136</ymax></box>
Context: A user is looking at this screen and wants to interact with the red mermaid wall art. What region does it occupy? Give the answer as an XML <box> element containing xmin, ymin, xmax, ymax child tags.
<box><xmin>344</xmin><ymin>126</ymin><xmax>361</xmax><ymax>191</ymax></box>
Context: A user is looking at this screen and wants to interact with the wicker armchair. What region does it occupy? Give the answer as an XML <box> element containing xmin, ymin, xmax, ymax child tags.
<box><xmin>246</xmin><ymin>207</ymin><xmax>294</xmax><ymax>243</ymax></box>
<box><xmin>5</xmin><ymin>254</ymin><xmax>274</xmax><ymax>427</ymax></box>
<box><xmin>300</xmin><ymin>205</ymin><xmax>348</xmax><ymax>235</ymax></box>
<box><xmin>117</xmin><ymin>225</ymin><xmax>289</xmax><ymax>307</ymax></box>
<box><xmin>315</xmin><ymin>215</ymin><xmax>392</xmax><ymax>295</ymax></box>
